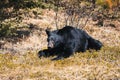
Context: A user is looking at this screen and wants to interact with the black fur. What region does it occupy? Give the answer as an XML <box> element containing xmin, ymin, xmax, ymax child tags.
<box><xmin>38</xmin><ymin>26</ymin><xmax>103</xmax><ymax>60</ymax></box>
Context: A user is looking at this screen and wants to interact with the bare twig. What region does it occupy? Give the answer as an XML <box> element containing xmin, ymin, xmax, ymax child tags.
<box><xmin>54</xmin><ymin>0</ymin><xmax>59</xmax><ymax>30</ymax></box>
<box><xmin>82</xmin><ymin>11</ymin><xmax>93</xmax><ymax>29</ymax></box>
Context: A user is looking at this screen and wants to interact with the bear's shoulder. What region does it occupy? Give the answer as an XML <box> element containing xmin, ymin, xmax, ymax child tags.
<box><xmin>57</xmin><ymin>26</ymin><xmax>77</xmax><ymax>34</ymax></box>
<box><xmin>61</xmin><ymin>26</ymin><xmax>76</xmax><ymax>31</ymax></box>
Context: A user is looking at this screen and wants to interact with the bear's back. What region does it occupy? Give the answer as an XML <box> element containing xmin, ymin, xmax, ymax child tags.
<box><xmin>56</xmin><ymin>26</ymin><xmax>86</xmax><ymax>41</ymax></box>
<box><xmin>58</xmin><ymin>26</ymin><xmax>75</xmax><ymax>34</ymax></box>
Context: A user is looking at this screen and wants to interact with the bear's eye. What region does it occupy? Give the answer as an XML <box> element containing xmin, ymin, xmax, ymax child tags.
<box><xmin>50</xmin><ymin>37</ymin><xmax>55</xmax><ymax>41</ymax></box>
<box><xmin>47</xmin><ymin>37</ymin><xmax>55</xmax><ymax>42</ymax></box>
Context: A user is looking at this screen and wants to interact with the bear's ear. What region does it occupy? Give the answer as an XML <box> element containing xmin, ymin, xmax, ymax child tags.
<box><xmin>45</xmin><ymin>29</ymin><xmax>51</xmax><ymax>36</ymax></box>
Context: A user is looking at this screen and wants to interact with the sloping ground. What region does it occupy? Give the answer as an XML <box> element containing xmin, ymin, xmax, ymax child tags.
<box><xmin>0</xmin><ymin>46</ymin><xmax>120</xmax><ymax>80</ymax></box>
<box><xmin>0</xmin><ymin>8</ymin><xmax>120</xmax><ymax>80</ymax></box>
<box><xmin>0</xmin><ymin>9</ymin><xmax>120</xmax><ymax>54</ymax></box>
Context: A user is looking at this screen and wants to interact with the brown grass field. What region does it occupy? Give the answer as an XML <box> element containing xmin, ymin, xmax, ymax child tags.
<box><xmin>0</xmin><ymin>8</ymin><xmax>120</xmax><ymax>80</ymax></box>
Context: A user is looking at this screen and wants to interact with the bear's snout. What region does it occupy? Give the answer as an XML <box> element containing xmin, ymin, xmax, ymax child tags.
<box><xmin>48</xmin><ymin>41</ymin><xmax>54</xmax><ymax>49</ymax></box>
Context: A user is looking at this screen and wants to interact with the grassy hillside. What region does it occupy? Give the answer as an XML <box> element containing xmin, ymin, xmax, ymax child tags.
<box><xmin>0</xmin><ymin>1</ymin><xmax>120</xmax><ymax>80</ymax></box>
<box><xmin>0</xmin><ymin>46</ymin><xmax>120</xmax><ymax>80</ymax></box>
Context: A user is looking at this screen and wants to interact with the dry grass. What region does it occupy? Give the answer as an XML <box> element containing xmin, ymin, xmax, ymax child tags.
<box><xmin>0</xmin><ymin>46</ymin><xmax>120</xmax><ymax>80</ymax></box>
<box><xmin>0</xmin><ymin>8</ymin><xmax>120</xmax><ymax>80</ymax></box>
<box><xmin>1</xmin><ymin>8</ymin><xmax>120</xmax><ymax>54</ymax></box>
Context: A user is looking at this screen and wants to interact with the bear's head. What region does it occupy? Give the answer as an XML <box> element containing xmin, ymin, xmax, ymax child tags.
<box><xmin>46</xmin><ymin>29</ymin><xmax>63</xmax><ymax>49</ymax></box>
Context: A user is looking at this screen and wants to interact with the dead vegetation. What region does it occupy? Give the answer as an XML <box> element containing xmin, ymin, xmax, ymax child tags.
<box><xmin>0</xmin><ymin>1</ymin><xmax>120</xmax><ymax>79</ymax></box>
<box><xmin>0</xmin><ymin>46</ymin><xmax>120</xmax><ymax>80</ymax></box>
<box><xmin>0</xmin><ymin>8</ymin><xmax>120</xmax><ymax>54</ymax></box>
<box><xmin>0</xmin><ymin>8</ymin><xmax>119</xmax><ymax>79</ymax></box>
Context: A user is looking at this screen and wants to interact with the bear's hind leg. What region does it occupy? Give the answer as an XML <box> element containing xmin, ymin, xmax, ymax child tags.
<box><xmin>87</xmin><ymin>37</ymin><xmax>103</xmax><ymax>50</ymax></box>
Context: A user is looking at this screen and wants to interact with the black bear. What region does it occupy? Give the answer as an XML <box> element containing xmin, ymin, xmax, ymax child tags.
<box><xmin>38</xmin><ymin>26</ymin><xmax>103</xmax><ymax>60</ymax></box>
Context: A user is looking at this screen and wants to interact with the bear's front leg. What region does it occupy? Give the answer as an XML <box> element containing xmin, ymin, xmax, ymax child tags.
<box><xmin>51</xmin><ymin>53</ymin><xmax>64</xmax><ymax>60</ymax></box>
<box><xmin>38</xmin><ymin>49</ymin><xmax>51</xmax><ymax>58</ymax></box>
<box><xmin>38</xmin><ymin>47</ymin><xmax>60</xmax><ymax>58</ymax></box>
<box><xmin>52</xmin><ymin>47</ymin><xmax>74</xmax><ymax>60</ymax></box>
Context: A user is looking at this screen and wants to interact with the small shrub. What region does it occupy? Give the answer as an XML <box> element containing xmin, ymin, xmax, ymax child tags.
<box><xmin>0</xmin><ymin>23</ymin><xmax>16</xmax><ymax>37</ymax></box>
